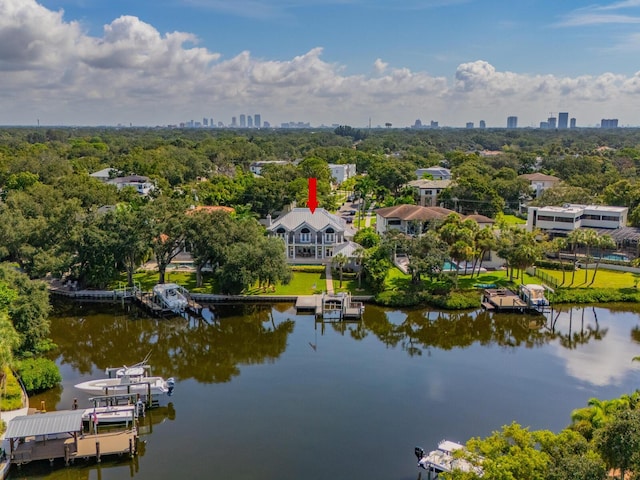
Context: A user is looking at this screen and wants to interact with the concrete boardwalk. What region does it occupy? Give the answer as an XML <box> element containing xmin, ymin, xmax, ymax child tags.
<box><xmin>325</xmin><ymin>264</ymin><xmax>334</xmax><ymax>294</ymax></box>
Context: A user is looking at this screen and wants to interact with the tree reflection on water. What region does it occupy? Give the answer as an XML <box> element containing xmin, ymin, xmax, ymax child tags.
<box><xmin>49</xmin><ymin>301</ymin><xmax>621</xmax><ymax>383</ymax></box>
<box><xmin>50</xmin><ymin>301</ymin><xmax>294</xmax><ymax>383</ymax></box>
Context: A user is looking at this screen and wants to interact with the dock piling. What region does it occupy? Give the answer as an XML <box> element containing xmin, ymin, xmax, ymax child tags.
<box><xmin>95</xmin><ymin>441</ymin><xmax>101</xmax><ymax>463</ymax></box>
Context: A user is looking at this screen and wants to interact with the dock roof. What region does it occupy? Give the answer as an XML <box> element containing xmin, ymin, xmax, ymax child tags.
<box><xmin>5</xmin><ymin>410</ymin><xmax>85</xmax><ymax>438</ymax></box>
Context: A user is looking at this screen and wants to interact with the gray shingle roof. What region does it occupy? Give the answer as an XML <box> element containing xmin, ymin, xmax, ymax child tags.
<box><xmin>5</xmin><ymin>410</ymin><xmax>85</xmax><ymax>438</ymax></box>
<box><xmin>267</xmin><ymin>208</ymin><xmax>345</xmax><ymax>233</ymax></box>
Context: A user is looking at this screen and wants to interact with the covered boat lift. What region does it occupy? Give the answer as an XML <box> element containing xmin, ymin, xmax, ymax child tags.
<box><xmin>5</xmin><ymin>410</ymin><xmax>137</xmax><ymax>466</ymax></box>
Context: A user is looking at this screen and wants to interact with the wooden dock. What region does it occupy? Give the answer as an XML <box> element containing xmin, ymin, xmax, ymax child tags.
<box><xmin>482</xmin><ymin>288</ymin><xmax>528</xmax><ymax>312</ymax></box>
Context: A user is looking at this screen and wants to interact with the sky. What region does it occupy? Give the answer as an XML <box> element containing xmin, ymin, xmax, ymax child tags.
<box><xmin>4</xmin><ymin>0</ymin><xmax>640</xmax><ymax>128</ymax></box>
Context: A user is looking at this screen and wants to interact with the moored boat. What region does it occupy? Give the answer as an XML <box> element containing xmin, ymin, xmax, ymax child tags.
<box><xmin>82</xmin><ymin>403</ymin><xmax>143</xmax><ymax>424</ymax></box>
<box><xmin>415</xmin><ymin>440</ymin><xmax>483</xmax><ymax>477</ymax></box>
<box><xmin>152</xmin><ymin>283</ymin><xmax>189</xmax><ymax>312</ymax></box>
<box><xmin>75</xmin><ymin>375</ymin><xmax>175</xmax><ymax>396</ymax></box>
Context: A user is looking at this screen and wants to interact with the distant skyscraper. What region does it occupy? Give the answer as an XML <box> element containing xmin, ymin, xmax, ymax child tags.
<box><xmin>479</xmin><ymin>120</ymin><xmax>486</xmax><ymax>129</ymax></box>
<box><xmin>254</xmin><ymin>114</ymin><xmax>261</xmax><ymax>128</ymax></box>
<box><xmin>231</xmin><ymin>116</ymin><xmax>237</xmax><ymax>127</ymax></box>
<box><xmin>547</xmin><ymin>117</ymin><xmax>557</xmax><ymax>129</ymax></box>
<box><xmin>202</xmin><ymin>117</ymin><xmax>208</xmax><ymax>127</ymax></box>
<box><xmin>507</xmin><ymin>116</ymin><xmax>518</xmax><ymax>129</ymax></box>
<box><xmin>540</xmin><ymin>122</ymin><xmax>549</xmax><ymax>129</ymax></box>
<box><xmin>430</xmin><ymin>120</ymin><xmax>438</xmax><ymax>128</ymax></box>
<box><xmin>466</xmin><ymin>122</ymin><xmax>474</xmax><ymax>129</ymax></box>
<box><xmin>601</xmin><ymin>118</ymin><xmax>619</xmax><ymax>128</ymax></box>
<box><xmin>239</xmin><ymin>114</ymin><xmax>246</xmax><ymax>127</ymax></box>
<box><xmin>570</xmin><ymin>118</ymin><xmax>576</xmax><ymax>128</ymax></box>
<box><xmin>558</xmin><ymin>112</ymin><xmax>569</xmax><ymax>129</ymax></box>
<box><xmin>247</xmin><ymin>116</ymin><xmax>253</xmax><ymax>128</ymax></box>
<box><xmin>413</xmin><ymin>119</ymin><xmax>422</xmax><ymax>128</ymax></box>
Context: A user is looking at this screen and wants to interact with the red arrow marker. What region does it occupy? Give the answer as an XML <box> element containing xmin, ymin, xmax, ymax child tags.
<box><xmin>308</xmin><ymin>177</ymin><xmax>318</xmax><ymax>213</ymax></box>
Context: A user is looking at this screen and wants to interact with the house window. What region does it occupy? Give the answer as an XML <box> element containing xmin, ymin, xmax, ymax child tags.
<box><xmin>325</xmin><ymin>227</ymin><xmax>335</xmax><ymax>243</ymax></box>
<box><xmin>537</xmin><ymin>215</ymin><xmax>554</xmax><ymax>221</ymax></box>
<box><xmin>602</xmin><ymin>215</ymin><xmax>619</xmax><ymax>222</ymax></box>
<box><xmin>555</xmin><ymin>216</ymin><xmax>575</xmax><ymax>223</ymax></box>
<box><xmin>388</xmin><ymin>219</ymin><xmax>402</xmax><ymax>225</ymax></box>
<box><xmin>300</xmin><ymin>228</ymin><xmax>311</xmax><ymax>243</ymax></box>
<box><xmin>276</xmin><ymin>227</ymin><xmax>287</xmax><ymax>240</ymax></box>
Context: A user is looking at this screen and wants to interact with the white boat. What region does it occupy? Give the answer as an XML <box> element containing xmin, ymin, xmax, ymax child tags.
<box><xmin>82</xmin><ymin>404</ymin><xmax>143</xmax><ymax>424</ymax></box>
<box><xmin>153</xmin><ymin>283</ymin><xmax>189</xmax><ymax>312</ymax></box>
<box><xmin>415</xmin><ymin>440</ymin><xmax>483</xmax><ymax>476</ymax></box>
<box><xmin>75</xmin><ymin>374</ymin><xmax>175</xmax><ymax>396</ymax></box>
<box><xmin>518</xmin><ymin>284</ymin><xmax>550</xmax><ymax>308</ymax></box>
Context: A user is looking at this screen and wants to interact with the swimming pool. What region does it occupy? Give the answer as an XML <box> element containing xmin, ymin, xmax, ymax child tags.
<box><xmin>601</xmin><ymin>253</ymin><xmax>630</xmax><ymax>262</ymax></box>
<box><xmin>443</xmin><ymin>260</ymin><xmax>458</xmax><ymax>271</ymax></box>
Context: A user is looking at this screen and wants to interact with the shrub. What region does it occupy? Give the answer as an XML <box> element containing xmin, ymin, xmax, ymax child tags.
<box><xmin>15</xmin><ymin>358</ymin><xmax>61</xmax><ymax>394</ymax></box>
<box><xmin>0</xmin><ymin>367</ymin><xmax>24</xmax><ymax>411</ymax></box>
<box><xmin>549</xmin><ymin>288</ymin><xmax>640</xmax><ymax>304</ymax></box>
<box><xmin>374</xmin><ymin>289</ymin><xmax>481</xmax><ymax>310</ymax></box>
<box><xmin>0</xmin><ymin>419</ymin><xmax>5</xmax><ymax>435</ymax></box>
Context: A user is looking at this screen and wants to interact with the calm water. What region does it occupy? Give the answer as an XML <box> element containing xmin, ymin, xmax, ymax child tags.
<box><xmin>10</xmin><ymin>301</ymin><xmax>640</xmax><ymax>480</ymax></box>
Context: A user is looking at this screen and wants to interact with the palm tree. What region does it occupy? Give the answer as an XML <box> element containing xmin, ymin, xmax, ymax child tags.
<box><xmin>548</xmin><ymin>237</ymin><xmax>568</xmax><ymax>286</ymax></box>
<box><xmin>567</xmin><ymin>229</ymin><xmax>586</xmax><ymax>286</ymax></box>
<box><xmin>332</xmin><ymin>253</ymin><xmax>349</xmax><ymax>288</ymax></box>
<box><xmin>472</xmin><ymin>227</ymin><xmax>497</xmax><ymax>278</ymax></box>
<box><xmin>589</xmin><ymin>235</ymin><xmax>616</xmax><ymax>286</ymax></box>
<box><xmin>581</xmin><ymin>229</ymin><xmax>600</xmax><ymax>284</ymax></box>
<box><xmin>352</xmin><ymin>247</ymin><xmax>366</xmax><ymax>288</ymax></box>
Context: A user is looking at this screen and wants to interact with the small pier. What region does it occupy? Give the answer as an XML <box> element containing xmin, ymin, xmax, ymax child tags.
<box><xmin>296</xmin><ymin>293</ymin><xmax>364</xmax><ymax>320</ymax></box>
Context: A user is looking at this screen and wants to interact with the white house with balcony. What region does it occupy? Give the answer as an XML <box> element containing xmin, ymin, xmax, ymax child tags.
<box><xmin>106</xmin><ymin>175</ymin><xmax>154</xmax><ymax>196</ymax></box>
<box><xmin>328</xmin><ymin>163</ymin><xmax>357</xmax><ymax>184</ymax></box>
<box><xmin>527</xmin><ymin>204</ymin><xmax>628</xmax><ymax>233</ymax></box>
<box><xmin>267</xmin><ymin>208</ymin><xmax>352</xmax><ymax>263</ymax></box>
<box><xmin>518</xmin><ymin>173</ymin><xmax>560</xmax><ymax>198</ymax></box>
<box><xmin>407</xmin><ymin>179</ymin><xmax>452</xmax><ymax>207</ymax></box>
<box><xmin>249</xmin><ymin>160</ymin><xmax>290</xmax><ymax>175</ymax></box>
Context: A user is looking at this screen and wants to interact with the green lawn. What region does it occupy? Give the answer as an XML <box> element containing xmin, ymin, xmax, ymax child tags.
<box><xmin>246</xmin><ymin>271</ymin><xmax>325</xmax><ymax>295</ymax></box>
<box><xmin>111</xmin><ymin>270</ymin><xmax>218</xmax><ymax>293</ymax></box>
<box><xmin>535</xmin><ymin>266</ymin><xmax>640</xmax><ymax>289</ymax></box>
<box><xmin>497</xmin><ymin>213</ymin><xmax>526</xmax><ymax>225</ymax></box>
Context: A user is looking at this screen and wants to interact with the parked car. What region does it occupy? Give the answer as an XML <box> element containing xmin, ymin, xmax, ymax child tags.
<box><xmin>347</xmin><ymin>210</ymin><xmax>357</xmax><ymax>216</ymax></box>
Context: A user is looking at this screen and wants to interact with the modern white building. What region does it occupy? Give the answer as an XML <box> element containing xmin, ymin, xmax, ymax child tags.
<box><xmin>266</xmin><ymin>208</ymin><xmax>353</xmax><ymax>263</ymax></box>
<box><xmin>328</xmin><ymin>164</ymin><xmax>357</xmax><ymax>184</ymax></box>
<box><xmin>527</xmin><ymin>204</ymin><xmax>628</xmax><ymax>233</ymax></box>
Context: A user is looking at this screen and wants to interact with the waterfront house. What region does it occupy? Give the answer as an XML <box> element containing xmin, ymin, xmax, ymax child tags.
<box><xmin>266</xmin><ymin>208</ymin><xmax>352</xmax><ymax>263</ymax></box>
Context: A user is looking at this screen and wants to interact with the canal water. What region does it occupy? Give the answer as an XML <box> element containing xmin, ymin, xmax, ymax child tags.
<box><xmin>9</xmin><ymin>301</ymin><xmax>640</xmax><ymax>479</ymax></box>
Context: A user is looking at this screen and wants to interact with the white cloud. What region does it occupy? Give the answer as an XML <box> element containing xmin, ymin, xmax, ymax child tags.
<box><xmin>373</xmin><ymin>58</ymin><xmax>388</xmax><ymax>74</ymax></box>
<box><xmin>3</xmin><ymin>0</ymin><xmax>640</xmax><ymax>127</ymax></box>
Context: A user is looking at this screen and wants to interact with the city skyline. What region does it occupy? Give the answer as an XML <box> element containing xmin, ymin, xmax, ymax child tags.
<box><xmin>4</xmin><ymin>0</ymin><xmax>640</xmax><ymax>127</ymax></box>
